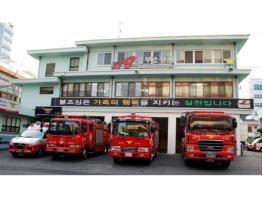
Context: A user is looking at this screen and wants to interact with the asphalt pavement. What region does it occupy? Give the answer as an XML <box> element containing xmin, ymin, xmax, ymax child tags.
<box><xmin>0</xmin><ymin>150</ymin><xmax>261</xmax><ymax>175</ymax></box>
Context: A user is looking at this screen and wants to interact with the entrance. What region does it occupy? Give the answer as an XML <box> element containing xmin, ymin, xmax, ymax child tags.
<box><xmin>176</xmin><ymin>118</ymin><xmax>184</xmax><ymax>153</ymax></box>
<box><xmin>152</xmin><ymin>117</ymin><xmax>168</xmax><ymax>153</ymax></box>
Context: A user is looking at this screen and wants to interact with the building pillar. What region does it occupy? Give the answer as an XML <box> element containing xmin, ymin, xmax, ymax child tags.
<box><xmin>167</xmin><ymin>115</ymin><xmax>177</xmax><ymax>154</ymax></box>
<box><xmin>232</xmin><ymin>114</ymin><xmax>241</xmax><ymax>156</ymax></box>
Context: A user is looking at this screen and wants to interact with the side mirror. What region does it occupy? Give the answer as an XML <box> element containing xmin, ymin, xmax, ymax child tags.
<box><xmin>232</xmin><ymin>119</ymin><xmax>237</xmax><ymax>129</ymax></box>
<box><xmin>180</xmin><ymin>116</ymin><xmax>185</xmax><ymax>128</ymax></box>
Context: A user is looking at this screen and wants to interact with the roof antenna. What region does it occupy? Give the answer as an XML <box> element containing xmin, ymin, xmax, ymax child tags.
<box><xmin>117</xmin><ymin>21</ymin><xmax>123</xmax><ymax>39</ymax></box>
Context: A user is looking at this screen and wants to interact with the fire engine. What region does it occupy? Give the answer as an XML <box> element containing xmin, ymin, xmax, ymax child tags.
<box><xmin>9</xmin><ymin>122</ymin><xmax>49</xmax><ymax>157</ymax></box>
<box><xmin>180</xmin><ymin>111</ymin><xmax>237</xmax><ymax>169</ymax></box>
<box><xmin>45</xmin><ymin>115</ymin><xmax>109</xmax><ymax>160</ymax></box>
<box><xmin>109</xmin><ymin>115</ymin><xmax>159</xmax><ymax>164</ymax></box>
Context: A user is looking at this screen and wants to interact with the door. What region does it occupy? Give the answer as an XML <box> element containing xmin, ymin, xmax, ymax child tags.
<box><xmin>152</xmin><ymin>117</ymin><xmax>168</xmax><ymax>153</ymax></box>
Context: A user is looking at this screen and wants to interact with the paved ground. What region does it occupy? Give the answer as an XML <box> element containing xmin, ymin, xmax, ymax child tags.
<box><xmin>0</xmin><ymin>150</ymin><xmax>261</xmax><ymax>175</ymax></box>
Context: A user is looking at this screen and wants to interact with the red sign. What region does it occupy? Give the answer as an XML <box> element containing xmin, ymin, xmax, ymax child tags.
<box><xmin>112</xmin><ymin>56</ymin><xmax>136</xmax><ymax>69</ymax></box>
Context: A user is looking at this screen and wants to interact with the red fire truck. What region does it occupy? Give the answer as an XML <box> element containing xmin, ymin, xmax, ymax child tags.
<box><xmin>180</xmin><ymin>111</ymin><xmax>237</xmax><ymax>169</ymax></box>
<box><xmin>45</xmin><ymin>115</ymin><xmax>109</xmax><ymax>159</ymax></box>
<box><xmin>109</xmin><ymin>115</ymin><xmax>159</xmax><ymax>164</ymax></box>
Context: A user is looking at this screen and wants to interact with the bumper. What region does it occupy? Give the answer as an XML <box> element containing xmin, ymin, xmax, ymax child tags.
<box><xmin>45</xmin><ymin>147</ymin><xmax>81</xmax><ymax>154</ymax></box>
<box><xmin>9</xmin><ymin>146</ymin><xmax>40</xmax><ymax>154</ymax></box>
<box><xmin>185</xmin><ymin>151</ymin><xmax>234</xmax><ymax>161</ymax></box>
<box><xmin>109</xmin><ymin>151</ymin><xmax>151</xmax><ymax>159</ymax></box>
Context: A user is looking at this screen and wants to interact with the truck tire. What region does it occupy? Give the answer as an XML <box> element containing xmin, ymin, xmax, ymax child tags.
<box><xmin>52</xmin><ymin>153</ymin><xmax>59</xmax><ymax>160</ymax></box>
<box><xmin>36</xmin><ymin>148</ymin><xmax>44</xmax><ymax>157</ymax></box>
<box><xmin>12</xmin><ymin>153</ymin><xmax>18</xmax><ymax>158</ymax></box>
<box><xmin>221</xmin><ymin>161</ymin><xmax>231</xmax><ymax>169</ymax></box>
<box><xmin>113</xmin><ymin>157</ymin><xmax>120</xmax><ymax>164</ymax></box>
<box><xmin>80</xmin><ymin>146</ymin><xmax>88</xmax><ymax>160</ymax></box>
<box><xmin>184</xmin><ymin>159</ymin><xmax>193</xmax><ymax>166</ymax></box>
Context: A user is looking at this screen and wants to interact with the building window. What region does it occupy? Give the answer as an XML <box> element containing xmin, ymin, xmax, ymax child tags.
<box><xmin>185</xmin><ymin>51</ymin><xmax>193</xmax><ymax>63</ymax></box>
<box><xmin>45</xmin><ymin>63</ymin><xmax>55</xmax><ymax>77</ymax></box>
<box><xmin>62</xmin><ymin>82</ymin><xmax>110</xmax><ymax>97</ymax></box>
<box><xmin>97</xmin><ymin>52</ymin><xmax>112</xmax><ymax>65</ymax></box>
<box><xmin>254</xmin><ymin>84</ymin><xmax>262</xmax><ymax>90</ymax></box>
<box><xmin>0</xmin><ymin>91</ymin><xmax>17</xmax><ymax>101</ymax></box>
<box><xmin>255</xmin><ymin>103</ymin><xmax>262</xmax><ymax>108</ymax></box>
<box><xmin>254</xmin><ymin>94</ymin><xmax>262</xmax><ymax>99</ymax></box>
<box><xmin>40</xmin><ymin>87</ymin><xmax>54</xmax><ymax>94</ymax></box>
<box><xmin>69</xmin><ymin>57</ymin><xmax>80</xmax><ymax>71</ymax></box>
<box><xmin>1</xmin><ymin>116</ymin><xmax>21</xmax><ymax>133</ymax></box>
<box><xmin>175</xmin><ymin>82</ymin><xmax>232</xmax><ymax>98</ymax></box>
<box><xmin>176</xmin><ymin>50</ymin><xmax>232</xmax><ymax>64</ymax></box>
<box><xmin>115</xmin><ymin>82</ymin><xmax>170</xmax><ymax>97</ymax></box>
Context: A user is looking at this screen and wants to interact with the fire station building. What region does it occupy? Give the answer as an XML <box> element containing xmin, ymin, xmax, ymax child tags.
<box><xmin>12</xmin><ymin>35</ymin><xmax>253</xmax><ymax>155</ymax></box>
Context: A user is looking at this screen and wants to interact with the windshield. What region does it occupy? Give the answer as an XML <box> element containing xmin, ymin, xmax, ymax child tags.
<box><xmin>48</xmin><ymin>121</ymin><xmax>80</xmax><ymax>135</ymax></box>
<box><xmin>113</xmin><ymin>121</ymin><xmax>149</xmax><ymax>138</ymax></box>
<box><xmin>20</xmin><ymin>129</ymin><xmax>43</xmax><ymax>138</ymax></box>
<box><xmin>189</xmin><ymin>116</ymin><xmax>232</xmax><ymax>132</ymax></box>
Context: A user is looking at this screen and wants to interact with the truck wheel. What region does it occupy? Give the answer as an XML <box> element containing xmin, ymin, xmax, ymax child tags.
<box><xmin>221</xmin><ymin>161</ymin><xmax>231</xmax><ymax>169</ymax></box>
<box><xmin>36</xmin><ymin>148</ymin><xmax>44</xmax><ymax>157</ymax></box>
<box><xmin>113</xmin><ymin>157</ymin><xmax>120</xmax><ymax>164</ymax></box>
<box><xmin>81</xmin><ymin>146</ymin><xmax>88</xmax><ymax>160</ymax></box>
<box><xmin>154</xmin><ymin>151</ymin><xmax>159</xmax><ymax>158</ymax></box>
<box><xmin>52</xmin><ymin>153</ymin><xmax>60</xmax><ymax>160</ymax></box>
<box><xmin>12</xmin><ymin>153</ymin><xmax>18</xmax><ymax>158</ymax></box>
<box><xmin>184</xmin><ymin>159</ymin><xmax>193</xmax><ymax>166</ymax></box>
<box><xmin>104</xmin><ymin>144</ymin><xmax>108</xmax><ymax>154</ymax></box>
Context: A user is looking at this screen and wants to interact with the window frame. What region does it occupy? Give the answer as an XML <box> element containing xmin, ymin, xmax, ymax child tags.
<box><xmin>1</xmin><ymin>116</ymin><xmax>21</xmax><ymax>133</ymax></box>
<box><xmin>45</xmin><ymin>63</ymin><xmax>55</xmax><ymax>77</ymax></box>
<box><xmin>40</xmin><ymin>87</ymin><xmax>54</xmax><ymax>94</ymax></box>
<box><xmin>97</xmin><ymin>52</ymin><xmax>112</xmax><ymax>65</ymax></box>
<box><xmin>69</xmin><ymin>57</ymin><xmax>80</xmax><ymax>71</ymax></box>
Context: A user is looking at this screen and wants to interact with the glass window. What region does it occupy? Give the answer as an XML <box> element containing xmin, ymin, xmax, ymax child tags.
<box><xmin>69</xmin><ymin>57</ymin><xmax>80</xmax><ymax>71</ymax></box>
<box><xmin>97</xmin><ymin>53</ymin><xmax>104</xmax><ymax>65</ymax></box>
<box><xmin>189</xmin><ymin>83</ymin><xmax>197</xmax><ymax>97</ymax></box>
<box><xmin>155</xmin><ymin>82</ymin><xmax>163</xmax><ymax>97</ymax></box>
<box><xmin>203</xmin><ymin>83</ymin><xmax>211</xmax><ymax>97</ymax></box>
<box><xmin>104</xmin><ymin>53</ymin><xmax>112</xmax><ymax>65</ymax></box>
<box><xmin>223</xmin><ymin>50</ymin><xmax>231</xmax><ymax>59</ymax></box>
<box><xmin>67</xmin><ymin>84</ymin><xmax>73</xmax><ymax>97</ymax></box>
<box><xmin>143</xmin><ymin>52</ymin><xmax>152</xmax><ymax>64</ymax></box>
<box><xmin>135</xmin><ymin>82</ymin><xmax>142</xmax><ymax>97</ymax></box>
<box><xmin>122</xmin><ymin>83</ymin><xmax>129</xmax><ymax>97</ymax></box>
<box><xmin>185</xmin><ymin>51</ymin><xmax>193</xmax><ymax>63</ymax></box>
<box><xmin>45</xmin><ymin>63</ymin><xmax>55</xmax><ymax>77</ymax></box>
<box><xmin>129</xmin><ymin>82</ymin><xmax>136</xmax><ymax>97</ymax></box>
<box><xmin>255</xmin><ymin>103</ymin><xmax>262</xmax><ymax>107</ymax></box>
<box><xmin>79</xmin><ymin>84</ymin><xmax>85</xmax><ymax>97</ymax></box>
<box><xmin>73</xmin><ymin>83</ymin><xmax>80</xmax><ymax>97</ymax></box>
<box><xmin>135</xmin><ymin>51</ymin><xmax>143</xmax><ymax>65</ymax></box>
<box><xmin>162</xmin><ymin>82</ymin><xmax>170</xmax><ymax>97</ymax></box>
<box><xmin>153</xmin><ymin>52</ymin><xmax>161</xmax><ymax>64</ymax></box>
<box><xmin>2</xmin><ymin>116</ymin><xmax>21</xmax><ymax>133</ymax></box>
<box><xmin>225</xmin><ymin>82</ymin><xmax>233</xmax><ymax>98</ymax></box>
<box><xmin>175</xmin><ymin>82</ymin><xmax>189</xmax><ymax>97</ymax></box>
<box><xmin>218</xmin><ymin>82</ymin><xmax>225</xmax><ymax>97</ymax></box>
<box><xmin>214</xmin><ymin>50</ymin><xmax>222</xmax><ymax>63</ymax></box>
<box><xmin>176</xmin><ymin>51</ymin><xmax>185</xmax><ymax>63</ymax></box>
<box><xmin>254</xmin><ymin>84</ymin><xmax>262</xmax><ymax>90</ymax></box>
<box><xmin>117</xmin><ymin>52</ymin><xmax>125</xmax><ymax>61</ymax></box>
<box><xmin>85</xmin><ymin>83</ymin><xmax>92</xmax><ymax>97</ymax></box>
<box><xmin>91</xmin><ymin>83</ymin><xmax>98</xmax><ymax>97</ymax></box>
<box><xmin>40</xmin><ymin>87</ymin><xmax>54</xmax><ymax>94</ymax></box>
<box><xmin>195</xmin><ymin>51</ymin><xmax>203</xmax><ymax>63</ymax></box>
<box><xmin>115</xmin><ymin>83</ymin><xmax>122</xmax><ymax>97</ymax></box>
<box><xmin>203</xmin><ymin>50</ymin><xmax>212</xmax><ymax>63</ymax></box>
<box><xmin>97</xmin><ymin>83</ymin><xmax>104</xmax><ymax>97</ymax></box>
<box><xmin>104</xmin><ymin>83</ymin><xmax>110</xmax><ymax>97</ymax></box>
<box><xmin>254</xmin><ymin>94</ymin><xmax>262</xmax><ymax>99</ymax></box>
<box><xmin>148</xmin><ymin>82</ymin><xmax>156</xmax><ymax>97</ymax></box>
<box><xmin>62</xmin><ymin>84</ymin><xmax>68</xmax><ymax>97</ymax></box>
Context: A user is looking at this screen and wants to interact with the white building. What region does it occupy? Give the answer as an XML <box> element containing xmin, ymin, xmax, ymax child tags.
<box><xmin>0</xmin><ymin>23</ymin><xmax>13</xmax><ymax>60</ymax></box>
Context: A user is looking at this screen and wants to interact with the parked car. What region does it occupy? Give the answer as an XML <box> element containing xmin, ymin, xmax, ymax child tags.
<box><xmin>247</xmin><ymin>138</ymin><xmax>262</xmax><ymax>152</ymax></box>
<box><xmin>9</xmin><ymin>122</ymin><xmax>49</xmax><ymax>157</ymax></box>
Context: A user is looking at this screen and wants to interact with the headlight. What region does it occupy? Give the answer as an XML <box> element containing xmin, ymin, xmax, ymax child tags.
<box><xmin>138</xmin><ymin>147</ymin><xmax>149</xmax><ymax>152</ymax></box>
<box><xmin>111</xmin><ymin>146</ymin><xmax>121</xmax><ymax>151</ymax></box>
<box><xmin>227</xmin><ymin>147</ymin><xmax>234</xmax><ymax>152</ymax></box>
<box><xmin>68</xmin><ymin>144</ymin><xmax>80</xmax><ymax>148</ymax></box>
<box><xmin>187</xmin><ymin>145</ymin><xmax>195</xmax><ymax>152</ymax></box>
<box><xmin>47</xmin><ymin>143</ymin><xmax>55</xmax><ymax>147</ymax></box>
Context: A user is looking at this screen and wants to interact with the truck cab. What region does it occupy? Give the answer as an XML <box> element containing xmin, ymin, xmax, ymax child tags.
<box><xmin>45</xmin><ymin>115</ymin><xmax>108</xmax><ymax>159</ymax></box>
<box><xmin>109</xmin><ymin>115</ymin><xmax>159</xmax><ymax>164</ymax></box>
<box><xmin>181</xmin><ymin>111</ymin><xmax>237</xmax><ymax>169</ymax></box>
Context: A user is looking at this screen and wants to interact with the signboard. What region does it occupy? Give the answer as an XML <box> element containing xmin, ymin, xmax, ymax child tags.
<box><xmin>35</xmin><ymin>106</ymin><xmax>62</xmax><ymax>116</ymax></box>
<box><xmin>0</xmin><ymin>98</ymin><xmax>19</xmax><ymax>112</ymax></box>
<box><xmin>51</xmin><ymin>98</ymin><xmax>253</xmax><ymax>109</ymax></box>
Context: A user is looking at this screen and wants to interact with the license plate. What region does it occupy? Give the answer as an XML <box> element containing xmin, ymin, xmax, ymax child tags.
<box><xmin>125</xmin><ymin>152</ymin><xmax>132</xmax><ymax>157</ymax></box>
<box><xmin>206</xmin><ymin>151</ymin><xmax>216</xmax><ymax>158</ymax></box>
<box><xmin>16</xmin><ymin>150</ymin><xmax>22</xmax><ymax>153</ymax></box>
<box><xmin>57</xmin><ymin>148</ymin><xmax>64</xmax><ymax>152</ymax></box>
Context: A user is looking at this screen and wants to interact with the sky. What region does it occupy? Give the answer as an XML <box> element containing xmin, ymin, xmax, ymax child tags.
<box><xmin>1</xmin><ymin>0</ymin><xmax>263</xmax><ymax>97</ymax></box>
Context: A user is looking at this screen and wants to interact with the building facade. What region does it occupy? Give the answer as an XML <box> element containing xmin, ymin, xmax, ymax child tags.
<box><xmin>12</xmin><ymin>35</ymin><xmax>253</xmax><ymax>155</ymax></box>
<box><xmin>249</xmin><ymin>78</ymin><xmax>262</xmax><ymax>127</ymax></box>
<box><xmin>0</xmin><ymin>65</ymin><xmax>33</xmax><ymax>149</ymax></box>
<box><xmin>0</xmin><ymin>23</ymin><xmax>13</xmax><ymax>60</ymax></box>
